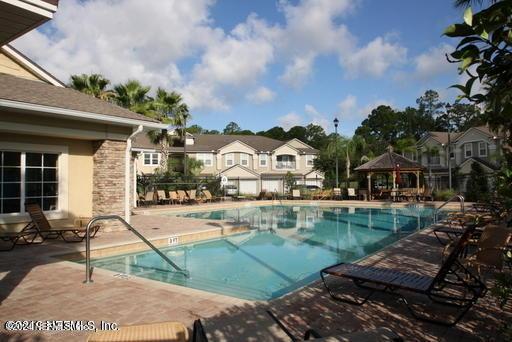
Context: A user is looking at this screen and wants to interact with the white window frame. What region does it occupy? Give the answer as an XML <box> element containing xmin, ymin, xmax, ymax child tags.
<box><xmin>449</xmin><ymin>146</ymin><xmax>455</xmax><ymax>160</ymax></box>
<box><xmin>306</xmin><ymin>154</ymin><xmax>315</xmax><ymax>166</ymax></box>
<box><xmin>0</xmin><ymin>142</ymin><xmax>68</xmax><ymax>224</ymax></box>
<box><xmin>478</xmin><ymin>141</ymin><xmax>487</xmax><ymax>157</ymax></box>
<box><xmin>240</xmin><ymin>153</ymin><xmax>249</xmax><ymax>167</ymax></box>
<box><xmin>196</xmin><ymin>153</ymin><xmax>213</xmax><ymax>167</ymax></box>
<box><xmin>464</xmin><ymin>143</ymin><xmax>473</xmax><ymax>158</ymax></box>
<box><xmin>225</xmin><ymin>153</ymin><xmax>234</xmax><ymax>167</ymax></box>
<box><xmin>143</xmin><ymin>152</ymin><xmax>159</xmax><ymax>166</ymax></box>
<box><xmin>259</xmin><ymin>154</ymin><xmax>267</xmax><ymax>167</ymax></box>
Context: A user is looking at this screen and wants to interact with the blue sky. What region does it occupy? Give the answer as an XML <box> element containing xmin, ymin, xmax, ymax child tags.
<box><xmin>14</xmin><ymin>0</ymin><xmax>467</xmax><ymax>136</ymax></box>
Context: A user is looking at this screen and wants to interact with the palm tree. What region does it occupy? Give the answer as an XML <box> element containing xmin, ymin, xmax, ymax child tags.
<box><xmin>113</xmin><ymin>80</ymin><xmax>152</xmax><ymax>115</ymax></box>
<box><xmin>69</xmin><ymin>73</ymin><xmax>115</xmax><ymax>101</ymax></box>
<box><xmin>454</xmin><ymin>0</ymin><xmax>497</xmax><ymax>7</ymax></box>
<box><xmin>150</xmin><ymin>88</ymin><xmax>191</xmax><ymax>169</ymax></box>
<box><xmin>326</xmin><ymin>135</ymin><xmax>371</xmax><ymax>184</ymax></box>
<box><xmin>394</xmin><ymin>137</ymin><xmax>417</xmax><ymax>155</ymax></box>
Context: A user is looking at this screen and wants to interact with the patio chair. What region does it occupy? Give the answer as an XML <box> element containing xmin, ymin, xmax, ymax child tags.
<box><xmin>177</xmin><ymin>190</ymin><xmax>189</xmax><ymax>204</ymax></box>
<box><xmin>463</xmin><ymin>224</ymin><xmax>512</xmax><ymax>275</ymax></box>
<box><xmin>87</xmin><ymin>321</ymin><xmax>190</xmax><ymax>342</ymax></box>
<box><xmin>292</xmin><ymin>189</ymin><xmax>302</xmax><ymax>200</ymax></box>
<box><xmin>432</xmin><ymin>210</ymin><xmax>509</xmax><ymax>245</ymax></box>
<box><xmin>203</xmin><ymin>190</ymin><xmax>219</xmax><ymax>203</ymax></box>
<box><xmin>320</xmin><ymin>224</ymin><xmax>486</xmax><ymax>326</ymax></box>
<box><xmin>156</xmin><ymin>190</ymin><xmax>170</xmax><ymax>205</ymax></box>
<box><xmin>333</xmin><ymin>188</ymin><xmax>342</xmax><ymax>200</ymax></box>
<box><xmin>347</xmin><ymin>188</ymin><xmax>357</xmax><ymax>200</ymax></box>
<box><xmin>139</xmin><ymin>191</ymin><xmax>156</xmax><ymax>206</ymax></box>
<box><xmin>169</xmin><ymin>191</ymin><xmax>180</xmax><ymax>204</ymax></box>
<box><xmin>25</xmin><ymin>202</ymin><xmax>100</xmax><ymax>243</ymax></box>
<box><xmin>0</xmin><ymin>224</ymin><xmax>42</xmax><ymax>252</ymax></box>
<box><xmin>266</xmin><ymin>310</ymin><xmax>403</xmax><ymax>341</ymax></box>
<box><xmin>421</xmin><ymin>188</ymin><xmax>433</xmax><ymax>201</ymax></box>
<box><xmin>187</xmin><ymin>190</ymin><xmax>199</xmax><ymax>204</ymax></box>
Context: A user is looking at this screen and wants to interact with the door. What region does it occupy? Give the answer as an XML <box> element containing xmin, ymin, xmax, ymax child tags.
<box><xmin>239</xmin><ymin>180</ymin><xmax>257</xmax><ymax>195</ymax></box>
<box><xmin>262</xmin><ymin>179</ymin><xmax>282</xmax><ymax>193</ymax></box>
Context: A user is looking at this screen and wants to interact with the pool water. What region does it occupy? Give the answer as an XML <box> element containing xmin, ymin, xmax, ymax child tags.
<box><xmin>87</xmin><ymin>205</ymin><xmax>440</xmax><ymax>300</ymax></box>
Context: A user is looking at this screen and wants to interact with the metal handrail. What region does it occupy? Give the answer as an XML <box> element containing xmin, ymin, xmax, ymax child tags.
<box><xmin>434</xmin><ymin>194</ymin><xmax>465</xmax><ymax>222</ymax></box>
<box><xmin>84</xmin><ymin>215</ymin><xmax>189</xmax><ymax>284</ymax></box>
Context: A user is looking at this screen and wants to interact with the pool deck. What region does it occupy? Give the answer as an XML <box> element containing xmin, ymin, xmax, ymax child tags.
<box><xmin>1</xmin><ymin>200</ymin><xmax>509</xmax><ymax>341</ymax></box>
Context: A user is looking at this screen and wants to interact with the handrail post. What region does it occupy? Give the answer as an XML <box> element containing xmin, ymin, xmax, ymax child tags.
<box><xmin>84</xmin><ymin>215</ymin><xmax>188</xmax><ymax>284</ymax></box>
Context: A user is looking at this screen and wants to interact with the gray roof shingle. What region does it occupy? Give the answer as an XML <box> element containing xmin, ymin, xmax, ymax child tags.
<box><xmin>133</xmin><ymin>133</ymin><xmax>319</xmax><ymax>153</ymax></box>
<box><xmin>0</xmin><ymin>74</ymin><xmax>159</xmax><ymax>123</ymax></box>
<box><xmin>355</xmin><ymin>151</ymin><xmax>424</xmax><ymax>171</ymax></box>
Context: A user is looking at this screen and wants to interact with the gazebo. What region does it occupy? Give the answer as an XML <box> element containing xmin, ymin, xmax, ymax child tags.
<box><xmin>355</xmin><ymin>148</ymin><xmax>425</xmax><ymax>200</ymax></box>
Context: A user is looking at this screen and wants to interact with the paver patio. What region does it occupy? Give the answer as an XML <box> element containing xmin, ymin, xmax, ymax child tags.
<box><xmin>0</xmin><ymin>203</ymin><xmax>509</xmax><ymax>341</ymax></box>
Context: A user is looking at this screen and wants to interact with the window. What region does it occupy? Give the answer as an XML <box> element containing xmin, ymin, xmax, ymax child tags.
<box><xmin>431</xmin><ymin>155</ymin><xmax>441</xmax><ymax>165</ymax></box>
<box><xmin>143</xmin><ymin>153</ymin><xmax>159</xmax><ymax>165</ymax></box>
<box><xmin>464</xmin><ymin>144</ymin><xmax>472</xmax><ymax>158</ymax></box>
<box><xmin>306</xmin><ymin>155</ymin><xmax>315</xmax><ymax>166</ymax></box>
<box><xmin>259</xmin><ymin>154</ymin><xmax>267</xmax><ymax>167</ymax></box>
<box><xmin>225</xmin><ymin>153</ymin><xmax>234</xmax><ymax>167</ymax></box>
<box><xmin>478</xmin><ymin>142</ymin><xmax>487</xmax><ymax>157</ymax></box>
<box><xmin>240</xmin><ymin>153</ymin><xmax>249</xmax><ymax>167</ymax></box>
<box><xmin>196</xmin><ymin>153</ymin><xmax>213</xmax><ymax>167</ymax></box>
<box><xmin>0</xmin><ymin>151</ymin><xmax>59</xmax><ymax>214</ymax></box>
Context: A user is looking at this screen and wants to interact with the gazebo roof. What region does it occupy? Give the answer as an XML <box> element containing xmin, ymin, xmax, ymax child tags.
<box><xmin>355</xmin><ymin>150</ymin><xmax>425</xmax><ymax>172</ymax></box>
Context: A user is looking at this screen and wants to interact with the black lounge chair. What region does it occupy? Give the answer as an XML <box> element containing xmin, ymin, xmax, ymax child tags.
<box><xmin>25</xmin><ymin>202</ymin><xmax>100</xmax><ymax>242</ymax></box>
<box><xmin>0</xmin><ymin>224</ymin><xmax>41</xmax><ymax>251</ymax></box>
<box><xmin>320</xmin><ymin>225</ymin><xmax>486</xmax><ymax>326</ymax></box>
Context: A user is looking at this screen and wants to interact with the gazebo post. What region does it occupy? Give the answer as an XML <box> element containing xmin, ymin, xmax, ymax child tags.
<box><xmin>415</xmin><ymin>171</ymin><xmax>420</xmax><ymax>194</ymax></box>
<box><xmin>367</xmin><ymin>172</ymin><xmax>372</xmax><ymax>201</ymax></box>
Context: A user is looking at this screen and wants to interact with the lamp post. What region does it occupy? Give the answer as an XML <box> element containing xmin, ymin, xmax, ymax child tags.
<box><xmin>183</xmin><ymin>116</ymin><xmax>187</xmax><ymax>178</ymax></box>
<box><xmin>333</xmin><ymin>118</ymin><xmax>339</xmax><ymax>188</ymax></box>
<box><xmin>445</xmin><ymin>104</ymin><xmax>452</xmax><ymax>190</ymax></box>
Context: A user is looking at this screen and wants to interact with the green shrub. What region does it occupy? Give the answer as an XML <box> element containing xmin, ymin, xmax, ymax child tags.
<box><xmin>433</xmin><ymin>188</ymin><xmax>456</xmax><ymax>201</ymax></box>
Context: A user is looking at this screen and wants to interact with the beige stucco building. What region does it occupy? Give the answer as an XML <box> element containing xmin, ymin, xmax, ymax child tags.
<box><xmin>133</xmin><ymin>134</ymin><xmax>324</xmax><ymax>194</ymax></box>
<box><xmin>408</xmin><ymin>126</ymin><xmax>504</xmax><ymax>191</ymax></box>
<box><xmin>0</xmin><ymin>0</ymin><xmax>167</xmax><ymax>232</ymax></box>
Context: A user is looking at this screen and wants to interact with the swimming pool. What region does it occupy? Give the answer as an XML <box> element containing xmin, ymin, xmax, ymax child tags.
<box><xmin>87</xmin><ymin>205</ymin><xmax>440</xmax><ymax>300</ymax></box>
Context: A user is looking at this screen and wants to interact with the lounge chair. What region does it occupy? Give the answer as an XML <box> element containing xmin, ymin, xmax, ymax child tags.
<box><xmin>170</xmin><ymin>191</ymin><xmax>180</xmax><ymax>204</ymax></box>
<box><xmin>292</xmin><ymin>189</ymin><xmax>302</xmax><ymax>200</ymax></box>
<box><xmin>187</xmin><ymin>190</ymin><xmax>198</xmax><ymax>204</ymax></box>
<box><xmin>157</xmin><ymin>190</ymin><xmax>170</xmax><ymax>205</ymax></box>
<box><xmin>87</xmin><ymin>321</ymin><xmax>190</xmax><ymax>342</ymax></box>
<box><xmin>333</xmin><ymin>188</ymin><xmax>342</xmax><ymax>200</ymax></box>
<box><xmin>320</xmin><ymin>224</ymin><xmax>486</xmax><ymax>326</ymax></box>
<box><xmin>25</xmin><ymin>203</ymin><xmax>100</xmax><ymax>243</ymax></box>
<box><xmin>138</xmin><ymin>191</ymin><xmax>155</xmax><ymax>206</ymax></box>
<box><xmin>267</xmin><ymin>310</ymin><xmax>403</xmax><ymax>341</ymax></box>
<box><xmin>0</xmin><ymin>224</ymin><xmax>42</xmax><ymax>252</ymax></box>
<box><xmin>203</xmin><ymin>190</ymin><xmax>219</xmax><ymax>202</ymax></box>
<box><xmin>177</xmin><ymin>190</ymin><xmax>189</xmax><ymax>204</ymax></box>
<box><xmin>421</xmin><ymin>188</ymin><xmax>433</xmax><ymax>201</ymax></box>
<box><xmin>347</xmin><ymin>188</ymin><xmax>357</xmax><ymax>200</ymax></box>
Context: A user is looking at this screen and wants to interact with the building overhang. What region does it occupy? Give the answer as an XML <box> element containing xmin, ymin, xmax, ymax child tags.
<box><xmin>0</xmin><ymin>98</ymin><xmax>168</xmax><ymax>130</ymax></box>
<box><xmin>0</xmin><ymin>0</ymin><xmax>58</xmax><ymax>45</ymax></box>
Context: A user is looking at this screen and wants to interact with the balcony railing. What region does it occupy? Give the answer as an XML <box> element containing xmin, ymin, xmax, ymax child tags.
<box><xmin>275</xmin><ymin>161</ymin><xmax>296</xmax><ymax>170</ymax></box>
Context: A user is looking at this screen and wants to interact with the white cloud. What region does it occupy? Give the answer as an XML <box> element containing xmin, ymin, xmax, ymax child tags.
<box><xmin>13</xmin><ymin>0</ymin><xmax>408</xmax><ymax>111</ymax></box>
<box><xmin>413</xmin><ymin>43</ymin><xmax>454</xmax><ymax>79</ymax></box>
<box><xmin>342</xmin><ymin>37</ymin><xmax>407</xmax><ymax>78</ymax></box>
<box><xmin>338</xmin><ymin>94</ymin><xmax>357</xmax><ymax>115</ymax></box>
<box><xmin>357</xmin><ymin>99</ymin><xmax>395</xmax><ymax>118</ymax></box>
<box><xmin>14</xmin><ymin>0</ymin><xmax>217</xmax><ymax>88</ymax></box>
<box><xmin>279</xmin><ymin>54</ymin><xmax>315</xmax><ymax>89</ymax></box>
<box><xmin>246</xmin><ymin>86</ymin><xmax>276</xmax><ymax>104</ymax></box>
<box><xmin>278</xmin><ymin>112</ymin><xmax>303</xmax><ymax>130</ymax></box>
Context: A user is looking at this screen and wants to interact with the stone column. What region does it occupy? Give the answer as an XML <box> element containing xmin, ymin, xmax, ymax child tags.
<box><xmin>92</xmin><ymin>140</ymin><xmax>127</xmax><ymax>232</ymax></box>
